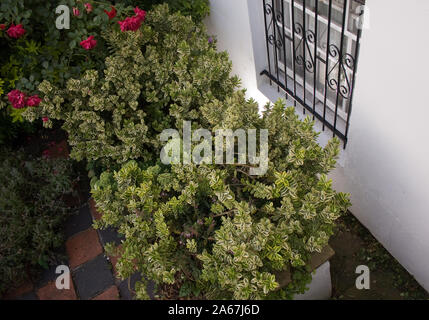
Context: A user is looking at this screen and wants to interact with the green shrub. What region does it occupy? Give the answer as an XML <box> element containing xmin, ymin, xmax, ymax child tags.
<box><xmin>0</xmin><ymin>149</ymin><xmax>73</xmax><ymax>294</ymax></box>
<box><xmin>24</xmin><ymin>4</ymin><xmax>238</xmax><ymax>170</ymax></box>
<box><xmin>18</xmin><ymin>3</ymin><xmax>350</xmax><ymax>300</ymax></box>
<box><xmin>91</xmin><ymin>92</ymin><xmax>351</xmax><ymax>300</ymax></box>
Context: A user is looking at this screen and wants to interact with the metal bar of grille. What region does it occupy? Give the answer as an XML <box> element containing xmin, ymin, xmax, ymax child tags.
<box><xmin>291</xmin><ymin>0</ymin><xmax>298</xmax><ymax>109</ymax></box>
<box><xmin>322</xmin><ymin>0</ymin><xmax>333</xmax><ymax>131</ymax></box>
<box><xmin>302</xmin><ymin>0</ymin><xmax>306</xmax><ymax>114</ymax></box>
<box><xmin>280</xmin><ymin>0</ymin><xmax>289</xmax><ymax>99</ymax></box>
<box><xmin>344</xmin><ymin>19</ymin><xmax>363</xmax><ymax>148</ymax></box>
<box><xmin>332</xmin><ymin>0</ymin><xmax>348</xmax><ymax>137</ymax></box>
<box><xmin>312</xmin><ymin>0</ymin><xmax>319</xmax><ymax>119</ymax></box>
<box><xmin>271</xmin><ymin>0</ymin><xmax>281</xmax><ymax>92</ymax></box>
<box><xmin>263</xmin><ymin>0</ymin><xmax>272</xmax><ymax>86</ymax></box>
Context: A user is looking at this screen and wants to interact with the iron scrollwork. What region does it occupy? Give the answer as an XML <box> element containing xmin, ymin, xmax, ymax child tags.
<box><xmin>293</xmin><ymin>22</ymin><xmax>316</xmax><ymax>73</ymax></box>
<box><xmin>326</xmin><ymin>44</ymin><xmax>355</xmax><ymax>99</ymax></box>
<box><xmin>264</xmin><ymin>2</ymin><xmax>284</xmax><ymax>49</ymax></box>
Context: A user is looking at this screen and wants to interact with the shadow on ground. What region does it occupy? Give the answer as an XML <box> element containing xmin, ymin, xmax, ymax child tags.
<box><xmin>329</xmin><ymin>213</ymin><xmax>429</xmax><ymax>300</ymax></box>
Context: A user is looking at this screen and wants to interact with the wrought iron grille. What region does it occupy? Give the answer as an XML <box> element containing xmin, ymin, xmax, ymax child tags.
<box><xmin>261</xmin><ymin>0</ymin><xmax>365</xmax><ymax>146</ymax></box>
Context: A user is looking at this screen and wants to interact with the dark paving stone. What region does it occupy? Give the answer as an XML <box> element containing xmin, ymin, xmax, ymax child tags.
<box><xmin>118</xmin><ymin>273</ymin><xmax>155</xmax><ymax>300</ymax></box>
<box><xmin>118</xmin><ymin>273</ymin><xmax>141</xmax><ymax>300</ymax></box>
<box><xmin>17</xmin><ymin>291</ymin><xmax>39</xmax><ymax>300</ymax></box>
<box><xmin>97</xmin><ymin>227</ymin><xmax>124</xmax><ymax>246</ymax></box>
<box><xmin>64</xmin><ymin>204</ymin><xmax>93</xmax><ymax>238</ymax></box>
<box><xmin>73</xmin><ymin>254</ymin><xmax>114</xmax><ymax>300</ymax></box>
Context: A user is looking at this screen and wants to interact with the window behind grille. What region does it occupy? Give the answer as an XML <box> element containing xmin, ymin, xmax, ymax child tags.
<box><xmin>261</xmin><ymin>0</ymin><xmax>365</xmax><ymax>146</ymax></box>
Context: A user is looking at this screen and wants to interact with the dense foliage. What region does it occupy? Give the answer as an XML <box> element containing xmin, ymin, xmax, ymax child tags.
<box><xmin>24</xmin><ymin>5</ymin><xmax>238</xmax><ymax>170</ymax></box>
<box><xmin>91</xmin><ymin>92</ymin><xmax>351</xmax><ymax>299</ymax></box>
<box><xmin>0</xmin><ymin>149</ymin><xmax>73</xmax><ymax>294</ymax></box>
<box><xmin>2</xmin><ymin>2</ymin><xmax>351</xmax><ymax>300</ymax></box>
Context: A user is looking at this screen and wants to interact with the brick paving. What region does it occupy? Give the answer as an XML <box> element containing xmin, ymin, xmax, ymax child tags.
<box><xmin>4</xmin><ymin>199</ymin><xmax>151</xmax><ymax>300</ymax></box>
<box><xmin>1</xmin><ymin>140</ymin><xmax>152</xmax><ymax>300</ymax></box>
<box><xmin>92</xmin><ymin>286</ymin><xmax>119</xmax><ymax>300</ymax></box>
<box><xmin>66</xmin><ymin>228</ymin><xmax>103</xmax><ymax>269</ymax></box>
<box><xmin>36</xmin><ymin>280</ymin><xmax>77</xmax><ymax>300</ymax></box>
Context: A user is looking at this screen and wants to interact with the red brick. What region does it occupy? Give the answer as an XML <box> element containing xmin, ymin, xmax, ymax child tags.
<box><xmin>92</xmin><ymin>286</ymin><xmax>119</xmax><ymax>300</ymax></box>
<box><xmin>3</xmin><ymin>280</ymin><xmax>33</xmax><ymax>299</ymax></box>
<box><xmin>37</xmin><ymin>280</ymin><xmax>77</xmax><ymax>300</ymax></box>
<box><xmin>89</xmin><ymin>198</ymin><xmax>103</xmax><ymax>221</ymax></box>
<box><xmin>66</xmin><ymin>228</ymin><xmax>103</xmax><ymax>269</ymax></box>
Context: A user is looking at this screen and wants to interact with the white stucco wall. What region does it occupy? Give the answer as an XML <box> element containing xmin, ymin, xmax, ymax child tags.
<box><xmin>205</xmin><ymin>0</ymin><xmax>429</xmax><ymax>293</ymax></box>
<box><xmin>204</xmin><ymin>0</ymin><xmax>269</xmax><ymax>106</ymax></box>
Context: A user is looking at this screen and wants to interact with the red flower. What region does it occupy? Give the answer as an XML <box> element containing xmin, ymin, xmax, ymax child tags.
<box><xmin>84</xmin><ymin>3</ymin><xmax>93</xmax><ymax>13</ymax></box>
<box><xmin>7</xmin><ymin>24</ymin><xmax>26</xmax><ymax>39</ymax></box>
<box><xmin>80</xmin><ymin>35</ymin><xmax>97</xmax><ymax>50</ymax></box>
<box><xmin>26</xmin><ymin>95</ymin><xmax>42</xmax><ymax>107</ymax></box>
<box><xmin>118</xmin><ymin>16</ymin><xmax>142</xmax><ymax>32</ymax></box>
<box><xmin>42</xmin><ymin>117</ymin><xmax>49</xmax><ymax>123</ymax></box>
<box><xmin>104</xmin><ymin>6</ymin><xmax>117</xmax><ymax>20</ymax></box>
<box><xmin>7</xmin><ymin>89</ymin><xmax>27</xmax><ymax>109</ymax></box>
<box><xmin>0</xmin><ymin>24</ymin><xmax>6</xmax><ymax>30</ymax></box>
<box><xmin>118</xmin><ymin>7</ymin><xmax>146</xmax><ymax>32</ymax></box>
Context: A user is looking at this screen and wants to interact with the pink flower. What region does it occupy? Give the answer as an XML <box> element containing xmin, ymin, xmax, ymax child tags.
<box><xmin>73</xmin><ymin>7</ymin><xmax>80</xmax><ymax>16</ymax></box>
<box><xmin>26</xmin><ymin>95</ymin><xmax>42</xmax><ymax>107</ymax></box>
<box><xmin>84</xmin><ymin>3</ymin><xmax>93</xmax><ymax>13</ymax></box>
<box><xmin>104</xmin><ymin>6</ymin><xmax>117</xmax><ymax>20</ymax></box>
<box><xmin>42</xmin><ymin>117</ymin><xmax>49</xmax><ymax>123</ymax></box>
<box><xmin>80</xmin><ymin>35</ymin><xmax>97</xmax><ymax>50</ymax></box>
<box><xmin>7</xmin><ymin>90</ymin><xmax>27</xmax><ymax>109</ymax></box>
<box><xmin>7</xmin><ymin>24</ymin><xmax>26</xmax><ymax>39</ymax></box>
<box><xmin>0</xmin><ymin>24</ymin><xmax>6</xmax><ymax>30</ymax></box>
